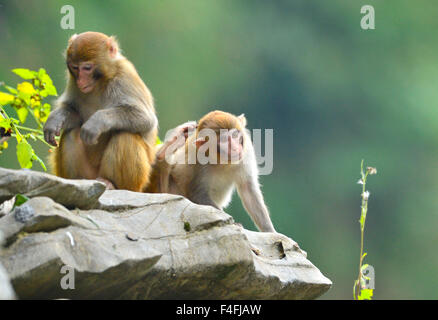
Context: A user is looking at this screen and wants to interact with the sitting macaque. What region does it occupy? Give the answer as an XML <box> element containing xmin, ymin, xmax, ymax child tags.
<box><xmin>43</xmin><ymin>32</ymin><xmax>157</xmax><ymax>191</ymax></box>
<box><xmin>147</xmin><ymin>110</ymin><xmax>276</xmax><ymax>232</ymax></box>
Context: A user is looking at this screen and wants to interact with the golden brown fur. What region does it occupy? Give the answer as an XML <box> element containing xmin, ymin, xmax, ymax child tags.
<box><xmin>147</xmin><ymin>111</ymin><xmax>276</xmax><ymax>232</ymax></box>
<box><xmin>44</xmin><ymin>32</ymin><xmax>157</xmax><ymax>192</ymax></box>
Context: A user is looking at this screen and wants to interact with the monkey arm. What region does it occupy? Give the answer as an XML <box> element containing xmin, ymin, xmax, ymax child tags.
<box><xmin>157</xmin><ymin>121</ymin><xmax>197</xmax><ymax>161</ymax></box>
<box><xmin>236</xmin><ymin>178</ymin><xmax>276</xmax><ymax>233</ymax></box>
<box><xmin>43</xmin><ymin>102</ymin><xmax>81</xmax><ymax>146</ymax></box>
<box><xmin>158</xmin><ymin>161</ymin><xmax>172</xmax><ymax>193</ymax></box>
<box><xmin>153</xmin><ymin>122</ymin><xmax>197</xmax><ymax>193</ymax></box>
<box><xmin>152</xmin><ymin>143</ymin><xmax>174</xmax><ymax>192</ymax></box>
<box><xmin>156</xmin><ymin>137</ymin><xmax>178</xmax><ymax>161</ymax></box>
<box><xmin>80</xmin><ymin>106</ymin><xmax>157</xmax><ymax>145</ymax></box>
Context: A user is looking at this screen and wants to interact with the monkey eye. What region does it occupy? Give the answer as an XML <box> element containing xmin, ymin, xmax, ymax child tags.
<box><xmin>83</xmin><ymin>65</ymin><xmax>93</xmax><ymax>71</ymax></box>
<box><xmin>71</xmin><ymin>65</ymin><xmax>79</xmax><ymax>71</ymax></box>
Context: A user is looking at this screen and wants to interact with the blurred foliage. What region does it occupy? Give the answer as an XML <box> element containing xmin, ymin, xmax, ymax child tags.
<box><xmin>0</xmin><ymin>68</ymin><xmax>57</xmax><ymax>170</ymax></box>
<box><xmin>0</xmin><ymin>0</ymin><xmax>437</xmax><ymax>299</ymax></box>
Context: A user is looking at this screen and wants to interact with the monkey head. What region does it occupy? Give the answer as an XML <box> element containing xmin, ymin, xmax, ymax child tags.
<box><xmin>196</xmin><ymin>110</ymin><xmax>247</xmax><ymax>164</ymax></box>
<box><xmin>66</xmin><ymin>31</ymin><xmax>119</xmax><ymax>94</ymax></box>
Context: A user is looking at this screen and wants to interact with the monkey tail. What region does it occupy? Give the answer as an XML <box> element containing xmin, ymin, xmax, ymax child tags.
<box><xmin>48</xmin><ymin>145</ymin><xmax>62</xmax><ymax>177</ymax></box>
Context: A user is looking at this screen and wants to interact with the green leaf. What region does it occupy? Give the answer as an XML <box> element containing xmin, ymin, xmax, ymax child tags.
<box><xmin>39</xmin><ymin>89</ymin><xmax>48</xmax><ymax>98</ymax></box>
<box><xmin>17</xmin><ymin>82</ymin><xmax>36</xmax><ymax>95</ymax></box>
<box><xmin>38</xmin><ymin>68</ymin><xmax>47</xmax><ymax>78</ymax></box>
<box><xmin>156</xmin><ymin>136</ymin><xmax>162</xmax><ymax>145</ymax></box>
<box><xmin>15</xmin><ymin>107</ymin><xmax>29</xmax><ymax>123</ymax></box>
<box><xmin>0</xmin><ymin>92</ymin><xmax>15</xmax><ymax>105</ymax></box>
<box><xmin>358</xmin><ymin>288</ymin><xmax>373</xmax><ymax>300</ymax></box>
<box><xmin>12</xmin><ymin>68</ymin><xmax>37</xmax><ymax>80</ymax></box>
<box><xmin>36</xmin><ymin>103</ymin><xmax>51</xmax><ymax>123</ymax></box>
<box><xmin>13</xmin><ymin>194</ymin><xmax>29</xmax><ymax>208</ymax></box>
<box><xmin>45</xmin><ymin>83</ymin><xmax>57</xmax><ymax>96</ymax></box>
<box><xmin>16</xmin><ymin>140</ymin><xmax>34</xmax><ymax>168</ymax></box>
<box><xmin>18</xmin><ymin>91</ymin><xmax>31</xmax><ymax>105</ymax></box>
<box><xmin>40</xmin><ymin>73</ymin><xmax>52</xmax><ymax>85</ymax></box>
<box><xmin>0</xmin><ymin>140</ymin><xmax>8</xmax><ymax>151</ymax></box>
<box><xmin>39</xmin><ymin>71</ymin><xmax>57</xmax><ymax>96</ymax></box>
<box><xmin>3</xmin><ymin>85</ymin><xmax>18</xmax><ymax>95</ymax></box>
<box><xmin>0</xmin><ymin>118</ymin><xmax>11</xmax><ymax>130</ymax></box>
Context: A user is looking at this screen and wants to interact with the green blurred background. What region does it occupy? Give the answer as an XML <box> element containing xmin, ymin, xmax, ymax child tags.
<box><xmin>1</xmin><ymin>0</ymin><xmax>437</xmax><ymax>299</ymax></box>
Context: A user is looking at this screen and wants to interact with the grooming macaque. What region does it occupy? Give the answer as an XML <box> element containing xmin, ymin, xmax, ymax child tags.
<box><xmin>43</xmin><ymin>32</ymin><xmax>157</xmax><ymax>191</ymax></box>
<box><xmin>147</xmin><ymin>111</ymin><xmax>276</xmax><ymax>232</ymax></box>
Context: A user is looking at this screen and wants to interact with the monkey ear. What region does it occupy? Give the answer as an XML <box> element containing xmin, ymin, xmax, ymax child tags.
<box><xmin>237</xmin><ymin>114</ymin><xmax>247</xmax><ymax>127</ymax></box>
<box><xmin>68</xmin><ymin>34</ymin><xmax>78</xmax><ymax>45</ymax></box>
<box><xmin>108</xmin><ymin>36</ymin><xmax>119</xmax><ymax>58</ymax></box>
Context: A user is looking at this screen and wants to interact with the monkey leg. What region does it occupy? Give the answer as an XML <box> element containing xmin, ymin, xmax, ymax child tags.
<box><xmin>49</xmin><ymin>128</ymin><xmax>98</xmax><ymax>179</ymax></box>
<box><xmin>98</xmin><ymin>132</ymin><xmax>154</xmax><ymax>192</ymax></box>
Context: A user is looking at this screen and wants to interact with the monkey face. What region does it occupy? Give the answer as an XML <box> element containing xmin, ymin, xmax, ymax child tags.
<box><xmin>68</xmin><ymin>61</ymin><xmax>98</xmax><ymax>94</ymax></box>
<box><xmin>218</xmin><ymin>128</ymin><xmax>244</xmax><ymax>163</ymax></box>
<box><xmin>66</xmin><ymin>32</ymin><xmax>119</xmax><ymax>94</ymax></box>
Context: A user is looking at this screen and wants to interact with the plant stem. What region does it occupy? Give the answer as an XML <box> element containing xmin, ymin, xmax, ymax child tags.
<box><xmin>35</xmin><ymin>134</ymin><xmax>55</xmax><ymax>148</ymax></box>
<box><xmin>355</xmin><ymin>161</ymin><xmax>369</xmax><ymax>300</ymax></box>
<box><xmin>15</xmin><ymin>125</ymin><xmax>42</xmax><ymax>134</ymax></box>
<box><xmin>356</xmin><ymin>221</ymin><xmax>365</xmax><ymax>299</ymax></box>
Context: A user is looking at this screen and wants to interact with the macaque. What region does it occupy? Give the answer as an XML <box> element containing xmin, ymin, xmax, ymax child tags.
<box><xmin>147</xmin><ymin>111</ymin><xmax>276</xmax><ymax>232</ymax></box>
<box><xmin>43</xmin><ymin>32</ymin><xmax>157</xmax><ymax>191</ymax></box>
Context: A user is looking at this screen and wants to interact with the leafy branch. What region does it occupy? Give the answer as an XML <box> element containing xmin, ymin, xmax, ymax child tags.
<box><xmin>0</xmin><ymin>68</ymin><xmax>58</xmax><ymax>170</ymax></box>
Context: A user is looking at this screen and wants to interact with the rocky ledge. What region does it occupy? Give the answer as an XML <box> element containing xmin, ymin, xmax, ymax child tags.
<box><xmin>0</xmin><ymin>167</ymin><xmax>331</xmax><ymax>299</ymax></box>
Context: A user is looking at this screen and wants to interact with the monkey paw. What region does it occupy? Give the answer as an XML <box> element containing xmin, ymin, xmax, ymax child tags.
<box><xmin>176</xmin><ymin>121</ymin><xmax>197</xmax><ymax>139</ymax></box>
<box><xmin>43</xmin><ymin>121</ymin><xmax>63</xmax><ymax>147</ymax></box>
<box><xmin>80</xmin><ymin>124</ymin><xmax>101</xmax><ymax>145</ymax></box>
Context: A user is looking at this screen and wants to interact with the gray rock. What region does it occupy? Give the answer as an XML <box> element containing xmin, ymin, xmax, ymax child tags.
<box><xmin>0</xmin><ymin>197</ymin><xmax>96</xmax><ymax>247</ymax></box>
<box><xmin>0</xmin><ymin>189</ymin><xmax>331</xmax><ymax>299</ymax></box>
<box><xmin>0</xmin><ymin>167</ymin><xmax>106</xmax><ymax>209</ymax></box>
<box><xmin>0</xmin><ymin>196</ymin><xmax>14</xmax><ymax>218</ymax></box>
<box><xmin>0</xmin><ymin>262</ymin><xmax>15</xmax><ymax>300</ymax></box>
<box><xmin>1</xmin><ymin>227</ymin><xmax>161</xmax><ymax>299</ymax></box>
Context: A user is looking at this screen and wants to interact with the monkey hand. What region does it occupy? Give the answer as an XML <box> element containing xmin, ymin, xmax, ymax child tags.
<box><xmin>43</xmin><ymin>116</ymin><xmax>65</xmax><ymax>146</ymax></box>
<box><xmin>80</xmin><ymin>121</ymin><xmax>103</xmax><ymax>145</ymax></box>
<box><xmin>168</xmin><ymin>121</ymin><xmax>197</xmax><ymax>148</ymax></box>
<box><xmin>157</xmin><ymin>121</ymin><xmax>197</xmax><ymax>161</ymax></box>
<box><xmin>176</xmin><ymin>121</ymin><xmax>197</xmax><ymax>139</ymax></box>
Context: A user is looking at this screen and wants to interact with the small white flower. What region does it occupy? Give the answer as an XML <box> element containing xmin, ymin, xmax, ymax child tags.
<box><xmin>357</xmin><ymin>179</ymin><xmax>364</xmax><ymax>185</ymax></box>
<box><xmin>362</xmin><ymin>191</ymin><xmax>370</xmax><ymax>200</ymax></box>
